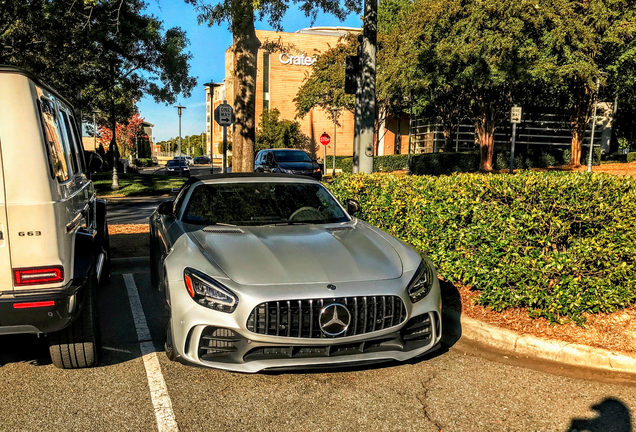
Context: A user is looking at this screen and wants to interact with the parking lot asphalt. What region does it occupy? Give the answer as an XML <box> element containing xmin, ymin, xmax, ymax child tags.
<box><xmin>1</xmin><ymin>260</ymin><xmax>635</xmax><ymax>432</ymax></box>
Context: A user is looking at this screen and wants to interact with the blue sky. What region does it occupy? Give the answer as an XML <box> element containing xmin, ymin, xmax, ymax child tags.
<box><xmin>137</xmin><ymin>1</ymin><xmax>362</xmax><ymax>142</ymax></box>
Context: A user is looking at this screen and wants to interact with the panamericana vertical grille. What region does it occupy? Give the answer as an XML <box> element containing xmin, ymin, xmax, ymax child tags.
<box><xmin>246</xmin><ymin>296</ymin><xmax>407</xmax><ymax>339</ymax></box>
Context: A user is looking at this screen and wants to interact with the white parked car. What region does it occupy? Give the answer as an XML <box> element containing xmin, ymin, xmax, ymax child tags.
<box><xmin>150</xmin><ymin>174</ymin><xmax>441</xmax><ymax>372</ymax></box>
<box><xmin>0</xmin><ymin>66</ymin><xmax>110</xmax><ymax>368</ymax></box>
<box><xmin>173</xmin><ymin>155</ymin><xmax>193</xmax><ymax>166</ymax></box>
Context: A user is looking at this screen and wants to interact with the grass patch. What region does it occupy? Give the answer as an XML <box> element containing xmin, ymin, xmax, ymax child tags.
<box><xmin>93</xmin><ymin>173</ymin><xmax>186</xmax><ymax>197</ymax></box>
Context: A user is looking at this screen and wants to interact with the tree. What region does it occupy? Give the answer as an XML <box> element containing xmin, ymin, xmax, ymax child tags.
<box><xmin>99</xmin><ymin>113</ymin><xmax>145</xmax><ymax>159</ymax></box>
<box><xmin>538</xmin><ymin>0</ymin><xmax>636</xmax><ymax>166</ymax></box>
<box><xmin>381</xmin><ymin>0</ymin><xmax>546</xmax><ymax>170</ymax></box>
<box><xmin>378</xmin><ymin>0</ymin><xmax>413</xmax><ymax>34</ymax></box>
<box><xmin>186</xmin><ymin>0</ymin><xmax>361</xmax><ymax>172</ymax></box>
<box><xmin>0</xmin><ymin>0</ymin><xmax>196</xmax><ymax>124</ymax></box>
<box><xmin>295</xmin><ymin>33</ymin><xmax>357</xmax><ymax>141</ymax></box>
<box><xmin>256</xmin><ymin>109</ymin><xmax>311</xmax><ymax>153</ymax></box>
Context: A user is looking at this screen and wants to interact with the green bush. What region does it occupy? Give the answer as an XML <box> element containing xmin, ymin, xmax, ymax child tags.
<box><xmin>134</xmin><ymin>158</ymin><xmax>155</xmax><ymax>167</ymax></box>
<box><xmin>410</xmin><ymin>152</ymin><xmax>481</xmax><ymax>175</ymax></box>
<box><xmin>494</xmin><ymin>147</ymin><xmax>600</xmax><ymax>170</ymax></box>
<box><xmin>324</xmin><ymin>156</ymin><xmax>354</xmax><ymax>173</ymax></box>
<box><xmin>324</xmin><ymin>154</ymin><xmax>408</xmax><ymax>174</ymax></box>
<box><xmin>602</xmin><ymin>153</ymin><xmax>628</xmax><ymax>163</ymax></box>
<box><xmin>374</xmin><ymin>154</ymin><xmax>409</xmax><ymax>172</ymax></box>
<box><xmin>628</xmin><ymin>152</ymin><xmax>636</xmax><ymax>163</ymax></box>
<box><xmin>328</xmin><ymin>172</ymin><xmax>636</xmax><ymax>324</ymax></box>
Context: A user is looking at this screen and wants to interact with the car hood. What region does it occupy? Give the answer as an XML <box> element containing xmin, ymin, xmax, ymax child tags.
<box><xmin>186</xmin><ymin>222</ymin><xmax>403</xmax><ymax>285</ymax></box>
<box><xmin>277</xmin><ymin>161</ymin><xmax>316</xmax><ymax>170</ymax></box>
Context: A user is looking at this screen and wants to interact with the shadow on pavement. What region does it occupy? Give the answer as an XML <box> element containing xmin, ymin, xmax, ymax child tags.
<box><xmin>566</xmin><ymin>398</ymin><xmax>632</xmax><ymax>432</ymax></box>
<box><xmin>110</xmin><ymin>232</ymin><xmax>150</xmax><ymax>258</ymax></box>
<box><xmin>440</xmin><ymin>279</ymin><xmax>462</xmax><ymax>348</ymax></box>
<box><xmin>0</xmin><ymin>334</ymin><xmax>52</xmax><ymax>367</ymax></box>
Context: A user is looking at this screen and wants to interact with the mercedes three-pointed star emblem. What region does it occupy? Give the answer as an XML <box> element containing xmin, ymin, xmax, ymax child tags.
<box><xmin>319</xmin><ymin>303</ymin><xmax>351</xmax><ymax>336</ymax></box>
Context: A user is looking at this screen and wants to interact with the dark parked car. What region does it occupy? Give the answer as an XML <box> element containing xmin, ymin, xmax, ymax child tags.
<box><xmin>194</xmin><ymin>156</ymin><xmax>211</xmax><ymax>164</ymax></box>
<box><xmin>255</xmin><ymin>149</ymin><xmax>322</xmax><ymax>181</ymax></box>
<box><xmin>166</xmin><ymin>160</ymin><xmax>190</xmax><ymax>177</ymax></box>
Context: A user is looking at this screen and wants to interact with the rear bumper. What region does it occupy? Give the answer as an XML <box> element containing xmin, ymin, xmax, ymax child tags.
<box><xmin>0</xmin><ymin>283</ymin><xmax>85</xmax><ymax>335</ymax></box>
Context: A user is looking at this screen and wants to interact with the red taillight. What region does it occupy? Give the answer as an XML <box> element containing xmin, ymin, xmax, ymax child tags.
<box><xmin>13</xmin><ymin>301</ymin><xmax>55</xmax><ymax>309</ymax></box>
<box><xmin>13</xmin><ymin>266</ymin><xmax>64</xmax><ymax>286</ymax></box>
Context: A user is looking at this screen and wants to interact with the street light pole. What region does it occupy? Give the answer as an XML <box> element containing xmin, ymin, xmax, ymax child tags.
<box><xmin>109</xmin><ymin>56</ymin><xmax>119</xmax><ymax>190</ymax></box>
<box><xmin>93</xmin><ymin>112</ymin><xmax>97</xmax><ymax>151</ymax></box>
<box><xmin>175</xmin><ymin>105</ymin><xmax>186</xmax><ymax>157</ymax></box>
<box><xmin>587</xmin><ymin>77</ymin><xmax>601</xmax><ymax>173</ymax></box>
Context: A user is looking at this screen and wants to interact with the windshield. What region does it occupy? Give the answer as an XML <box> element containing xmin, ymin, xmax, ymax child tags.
<box><xmin>168</xmin><ymin>160</ymin><xmax>185</xmax><ymax>167</ymax></box>
<box><xmin>182</xmin><ymin>182</ymin><xmax>349</xmax><ymax>226</ymax></box>
<box><xmin>273</xmin><ymin>150</ymin><xmax>312</xmax><ymax>163</ymax></box>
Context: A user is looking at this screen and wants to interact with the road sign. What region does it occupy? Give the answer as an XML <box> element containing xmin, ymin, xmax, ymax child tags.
<box><xmin>214</xmin><ymin>103</ymin><xmax>234</xmax><ymax>126</ymax></box>
<box><xmin>320</xmin><ymin>132</ymin><xmax>331</xmax><ymax>146</ymax></box>
<box><xmin>511</xmin><ymin>106</ymin><xmax>522</xmax><ymax>124</ymax></box>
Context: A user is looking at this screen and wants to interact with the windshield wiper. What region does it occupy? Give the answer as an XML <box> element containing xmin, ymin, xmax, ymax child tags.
<box><xmin>265</xmin><ymin>220</ymin><xmax>312</xmax><ymax>226</ymax></box>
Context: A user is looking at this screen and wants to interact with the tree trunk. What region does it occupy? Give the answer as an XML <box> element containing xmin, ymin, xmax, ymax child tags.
<box><xmin>473</xmin><ymin>101</ymin><xmax>495</xmax><ymax>171</ymax></box>
<box><xmin>231</xmin><ymin>1</ymin><xmax>259</xmax><ymax>172</ymax></box>
<box><xmin>570</xmin><ymin>80</ymin><xmax>593</xmax><ymax>167</ymax></box>
<box><xmin>394</xmin><ymin>112</ymin><xmax>401</xmax><ymax>154</ymax></box>
<box><xmin>475</xmin><ymin>123</ymin><xmax>494</xmax><ymax>171</ymax></box>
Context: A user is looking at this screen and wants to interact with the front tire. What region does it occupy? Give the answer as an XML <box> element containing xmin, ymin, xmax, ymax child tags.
<box><xmin>49</xmin><ymin>280</ymin><xmax>101</xmax><ymax>369</ymax></box>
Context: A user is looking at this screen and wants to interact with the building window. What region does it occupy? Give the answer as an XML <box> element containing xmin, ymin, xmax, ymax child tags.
<box><xmin>263</xmin><ymin>52</ymin><xmax>270</xmax><ymax>111</ymax></box>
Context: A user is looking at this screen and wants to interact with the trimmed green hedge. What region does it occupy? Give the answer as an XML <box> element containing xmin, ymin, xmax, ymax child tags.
<box><xmin>134</xmin><ymin>158</ymin><xmax>155</xmax><ymax>167</ymax></box>
<box><xmin>325</xmin><ymin>147</ymin><xmax>603</xmax><ymax>176</ymax></box>
<box><xmin>602</xmin><ymin>153</ymin><xmax>628</xmax><ymax>163</ymax></box>
<box><xmin>411</xmin><ymin>152</ymin><xmax>480</xmax><ymax>175</ymax></box>
<box><xmin>324</xmin><ymin>155</ymin><xmax>409</xmax><ymax>174</ymax></box>
<box><xmin>329</xmin><ymin>172</ymin><xmax>636</xmax><ymax>324</ymax></box>
<box><xmin>628</xmin><ymin>152</ymin><xmax>636</xmax><ymax>163</ymax></box>
<box><xmin>494</xmin><ymin>147</ymin><xmax>601</xmax><ymax>170</ymax></box>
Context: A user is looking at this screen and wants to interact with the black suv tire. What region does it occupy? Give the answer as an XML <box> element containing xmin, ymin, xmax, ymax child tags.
<box><xmin>49</xmin><ymin>280</ymin><xmax>101</xmax><ymax>369</ymax></box>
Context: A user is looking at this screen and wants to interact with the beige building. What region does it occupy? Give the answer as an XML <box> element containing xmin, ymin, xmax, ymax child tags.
<box><xmin>205</xmin><ymin>83</ymin><xmax>227</xmax><ymax>157</ymax></box>
<box><xmin>224</xmin><ymin>27</ymin><xmax>360</xmax><ymax>158</ymax></box>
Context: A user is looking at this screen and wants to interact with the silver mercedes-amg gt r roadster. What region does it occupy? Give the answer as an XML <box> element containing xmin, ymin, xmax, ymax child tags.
<box><xmin>149</xmin><ymin>174</ymin><xmax>441</xmax><ymax>373</ymax></box>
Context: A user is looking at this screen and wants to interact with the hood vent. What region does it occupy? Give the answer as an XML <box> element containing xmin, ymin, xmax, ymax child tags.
<box><xmin>203</xmin><ymin>228</ymin><xmax>244</xmax><ymax>234</ymax></box>
<box><xmin>325</xmin><ymin>226</ymin><xmax>353</xmax><ymax>233</ymax></box>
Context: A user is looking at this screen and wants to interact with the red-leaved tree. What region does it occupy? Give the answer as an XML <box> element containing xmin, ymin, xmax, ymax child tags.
<box><xmin>99</xmin><ymin>114</ymin><xmax>145</xmax><ymax>159</ymax></box>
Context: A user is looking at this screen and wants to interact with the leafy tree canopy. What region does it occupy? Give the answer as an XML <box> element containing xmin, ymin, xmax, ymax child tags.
<box><xmin>256</xmin><ymin>108</ymin><xmax>312</xmax><ymax>154</ymax></box>
<box><xmin>0</xmin><ymin>0</ymin><xmax>197</xmax><ymax>124</ymax></box>
<box><xmin>294</xmin><ymin>33</ymin><xmax>357</xmax><ymax>126</ymax></box>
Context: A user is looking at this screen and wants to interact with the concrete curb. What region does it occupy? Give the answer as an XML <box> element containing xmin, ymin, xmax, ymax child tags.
<box><xmin>442</xmin><ymin>309</ymin><xmax>636</xmax><ymax>375</ymax></box>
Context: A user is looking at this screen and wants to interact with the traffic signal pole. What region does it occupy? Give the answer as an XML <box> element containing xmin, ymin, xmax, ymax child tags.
<box><xmin>357</xmin><ymin>0</ymin><xmax>377</xmax><ymax>174</ymax></box>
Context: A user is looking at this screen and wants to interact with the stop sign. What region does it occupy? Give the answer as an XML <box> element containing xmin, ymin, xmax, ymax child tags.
<box><xmin>319</xmin><ymin>132</ymin><xmax>331</xmax><ymax>146</ymax></box>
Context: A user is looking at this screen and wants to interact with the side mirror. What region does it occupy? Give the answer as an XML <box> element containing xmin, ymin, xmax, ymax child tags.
<box><xmin>344</xmin><ymin>199</ymin><xmax>360</xmax><ymax>216</ymax></box>
<box><xmin>157</xmin><ymin>200</ymin><xmax>174</xmax><ymax>216</ymax></box>
<box><xmin>87</xmin><ymin>152</ymin><xmax>103</xmax><ymax>172</ymax></box>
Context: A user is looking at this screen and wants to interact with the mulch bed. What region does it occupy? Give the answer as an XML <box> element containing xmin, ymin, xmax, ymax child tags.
<box><xmin>109</xmin><ymin>224</ymin><xmax>150</xmax><ymax>258</ymax></box>
<box><xmin>441</xmin><ymin>280</ymin><xmax>636</xmax><ymax>355</ymax></box>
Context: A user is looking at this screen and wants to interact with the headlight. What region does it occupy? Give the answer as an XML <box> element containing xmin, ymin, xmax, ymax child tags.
<box><xmin>313</xmin><ymin>168</ymin><xmax>321</xmax><ymax>173</ymax></box>
<box><xmin>183</xmin><ymin>268</ymin><xmax>238</xmax><ymax>313</ymax></box>
<box><xmin>407</xmin><ymin>261</ymin><xmax>434</xmax><ymax>303</ymax></box>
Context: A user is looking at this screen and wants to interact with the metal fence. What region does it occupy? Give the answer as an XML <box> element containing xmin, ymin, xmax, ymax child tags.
<box><xmin>409</xmin><ymin>109</ymin><xmax>613</xmax><ymax>153</ymax></box>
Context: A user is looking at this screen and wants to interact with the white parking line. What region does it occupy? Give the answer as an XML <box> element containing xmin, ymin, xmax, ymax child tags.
<box><xmin>123</xmin><ymin>273</ymin><xmax>179</xmax><ymax>432</ymax></box>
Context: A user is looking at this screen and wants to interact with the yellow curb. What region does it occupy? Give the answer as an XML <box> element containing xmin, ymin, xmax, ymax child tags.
<box><xmin>444</xmin><ymin>310</ymin><xmax>636</xmax><ymax>375</ymax></box>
